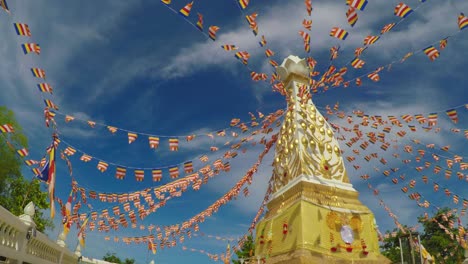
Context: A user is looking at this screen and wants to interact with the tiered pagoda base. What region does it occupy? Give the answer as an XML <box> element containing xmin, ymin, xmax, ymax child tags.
<box><xmin>254</xmin><ymin>179</ymin><xmax>391</xmax><ymax>264</ymax></box>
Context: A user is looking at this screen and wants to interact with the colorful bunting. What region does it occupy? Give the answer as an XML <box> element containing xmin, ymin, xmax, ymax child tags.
<box><xmin>196</xmin><ymin>13</ymin><xmax>203</xmax><ymax>31</ymax></box>
<box><xmin>21</xmin><ymin>43</ymin><xmax>41</xmax><ymax>54</ymax></box>
<box><xmin>303</xmin><ymin>19</ymin><xmax>312</xmax><ymax>30</ymax></box>
<box><xmin>152</xmin><ymin>170</ymin><xmax>162</xmax><ymax>182</ymax></box>
<box><xmin>380</xmin><ymin>23</ymin><xmax>395</xmax><ymax>34</ymax></box>
<box><xmin>31</xmin><ymin>68</ymin><xmax>46</xmax><ymax>79</ymax></box>
<box><xmin>346</xmin><ymin>7</ymin><xmax>358</xmax><ymax>27</ymax></box>
<box><xmin>0</xmin><ymin>124</ymin><xmax>14</xmax><ymax>133</ymax></box>
<box><xmin>37</xmin><ymin>83</ymin><xmax>53</xmax><ymax>93</ymax></box>
<box><xmin>346</xmin><ymin>0</ymin><xmax>367</xmax><ymax>11</ymax></box>
<box><xmin>439</xmin><ymin>38</ymin><xmax>448</xmax><ymax>50</ymax></box>
<box><xmin>179</xmin><ymin>2</ymin><xmax>194</xmax><ymax>17</ymax></box>
<box><xmin>169</xmin><ymin>138</ymin><xmax>179</xmax><ymax>151</ymax></box>
<box><xmin>208</xmin><ymin>26</ymin><xmax>219</xmax><ymax>41</ymax></box>
<box><xmin>97</xmin><ymin>161</ymin><xmax>109</xmax><ymax>172</ymax></box>
<box><xmin>149</xmin><ymin>136</ymin><xmax>160</xmax><ymax>149</ymax></box>
<box><xmin>305</xmin><ymin>0</ymin><xmax>312</xmax><ymax>16</ymax></box>
<box><xmin>17</xmin><ymin>148</ymin><xmax>29</xmax><ymax>157</ymax></box>
<box><xmin>44</xmin><ymin>99</ymin><xmax>59</xmax><ymax>110</ymax></box>
<box><xmin>135</xmin><ymin>170</ymin><xmax>145</xmax><ymax>181</ymax></box>
<box><xmin>259</xmin><ymin>35</ymin><xmax>267</xmax><ymax>47</ymax></box>
<box><xmin>423</xmin><ymin>46</ymin><xmax>439</xmax><ymax>61</ymax></box>
<box><xmin>459</xmin><ymin>13</ymin><xmax>468</xmax><ymax>30</ymax></box>
<box><xmin>128</xmin><ymin>133</ymin><xmax>138</xmax><ymax>144</ymax></box>
<box><xmin>351</xmin><ymin>58</ymin><xmax>365</xmax><ymax>69</ymax></box>
<box><xmin>169</xmin><ymin>166</ymin><xmax>179</xmax><ymax>179</ymax></box>
<box><xmin>0</xmin><ymin>0</ymin><xmax>9</xmax><ymax>14</ymax></box>
<box><xmin>363</xmin><ymin>35</ymin><xmax>379</xmax><ymax>45</ymax></box>
<box><xmin>394</xmin><ymin>3</ymin><xmax>413</xmax><ymax>18</ymax></box>
<box><xmin>330</xmin><ymin>27</ymin><xmax>349</xmax><ymax>40</ymax></box>
<box><xmin>299</xmin><ymin>31</ymin><xmax>311</xmax><ymax>52</ymax></box>
<box><xmin>221</xmin><ymin>45</ymin><xmax>237</xmax><ymax>51</ymax></box>
<box><xmin>14</xmin><ymin>23</ymin><xmax>31</xmax><ymax>36</ymax></box>
<box><xmin>116</xmin><ymin>167</ymin><xmax>126</xmax><ymax>180</ymax></box>
<box><xmin>446</xmin><ymin>109</ymin><xmax>458</xmax><ymax>123</ymax></box>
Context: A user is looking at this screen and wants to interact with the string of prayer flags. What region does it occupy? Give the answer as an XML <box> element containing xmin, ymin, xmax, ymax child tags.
<box><xmin>446</xmin><ymin>109</ymin><xmax>458</xmax><ymax>123</ymax></box>
<box><xmin>115</xmin><ymin>167</ymin><xmax>126</xmax><ymax>180</ymax></box>
<box><xmin>0</xmin><ymin>124</ymin><xmax>14</xmax><ymax>133</ymax></box>
<box><xmin>351</xmin><ymin>58</ymin><xmax>365</xmax><ymax>69</ymax></box>
<box><xmin>17</xmin><ymin>148</ymin><xmax>29</xmax><ymax>157</ymax></box>
<box><xmin>97</xmin><ymin>161</ymin><xmax>109</xmax><ymax>172</ymax></box>
<box><xmin>21</xmin><ymin>43</ymin><xmax>41</xmax><ymax>54</ymax></box>
<box><xmin>423</xmin><ymin>46</ymin><xmax>440</xmax><ymax>61</ymax></box>
<box><xmin>439</xmin><ymin>38</ymin><xmax>448</xmax><ymax>50</ymax></box>
<box><xmin>135</xmin><ymin>170</ymin><xmax>145</xmax><ymax>181</ymax></box>
<box><xmin>303</xmin><ymin>19</ymin><xmax>312</xmax><ymax>30</ymax></box>
<box><xmin>367</xmin><ymin>72</ymin><xmax>380</xmax><ymax>82</ymax></box>
<box><xmin>380</xmin><ymin>23</ymin><xmax>395</xmax><ymax>34</ymax></box>
<box><xmin>179</xmin><ymin>2</ymin><xmax>194</xmax><ymax>17</ymax></box>
<box><xmin>346</xmin><ymin>7</ymin><xmax>358</xmax><ymax>27</ymax></box>
<box><xmin>31</xmin><ymin>68</ymin><xmax>46</xmax><ymax>79</ymax></box>
<box><xmin>148</xmin><ymin>136</ymin><xmax>160</xmax><ymax>149</ymax></box>
<box><xmin>330</xmin><ymin>27</ymin><xmax>349</xmax><ymax>40</ymax></box>
<box><xmin>208</xmin><ymin>26</ymin><xmax>219</xmax><ymax>41</ymax></box>
<box><xmin>44</xmin><ymin>99</ymin><xmax>59</xmax><ymax>110</ymax></box>
<box><xmin>14</xmin><ymin>23</ymin><xmax>31</xmax><ymax>36</ymax></box>
<box><xmin>259</xmin><ymin>35</ymin><xmax>267</xmax><ymax>47</ymax></box>
<box><xmin>37</xmin><ymin>83</ymin><xmax>53</xmax><ymax>93</ymax></box>
<box><xmin>459</xmin><ymin>13</ymin><xmax>468</xmax><ymax>30</ymax></box>
<box><xmin>346</xmin><ymin>0</ymin><xmax>367</xmax><ymax>11</ymax></box>
<box><xmin>330</xmin><ymin>46</ymin><xmax>339</xmax><ymax>60</ymax></box>
<box><xmin>245</xmin><ymin>13</ymin><xmax>258</xmax><ymax>35</ymax></box>
<box><xmin>265</xmin><ymin>49</ymin><xmax>274</xmax><ymax>58</ymax></box>
<box><xmin>196</xmin><ymin>13</ymin><xmax>203</xmax><ymax>31</ymax></box>
<box><xmin>298</xmin><ymin>31</ymin><xmax>311</xmax><ymax>52</ymax></box>
<box><xmin>238</xmin><ymin>0</ymin><xmax>249</xmax><ymax>10</ymax></box>
<box><xmin>169</xmin><ymin>167</ymin><xmax>179</xmax><ymax>179</ymax></box>
<box><xmin>234</xmin><ymin>51</ymin><xmax>250</xmax><ymax>64</ymax></box>
<box><xmin>0</xmin><ymin>0</ymin><xmax>9</xmax><ymax>14</ymax></box>
<box><xmin>305</xmin><ymin>0</ymin><xmax>312</xmax><ymax>16</ymax></box>
<box><xmin>128</xmin><ymin>133</ymin><xmax>138</xmax><ymax>144</ymax></box>
<box><xmin>394</xmin><ymin>3</ymin><xmax>413</xmax><ymax>18</ymax></box>
<box><xmin>80</xmin><ymin>154</ymin><xmax>92</xmax><ymax>162</ymax></box>
<box><xmin>363</xmin><ymin>35</ymin><xmax>379</xmax><ymax>46</ymax></box>
<box><xmin>169</xmin><ymin>138</ymin><xmax>179</xmax><ymax>151</ymax></box>
<box><xmin>221</xmin><ymin>45</ymin><xmax>238</xmax><ymax>51</ymax></box>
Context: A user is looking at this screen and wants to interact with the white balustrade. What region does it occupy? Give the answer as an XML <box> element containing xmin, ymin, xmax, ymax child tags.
<box><xmin>0</xmin><ymin>203</ymin><xmax>78</xmax><ymax>264</ymax></box>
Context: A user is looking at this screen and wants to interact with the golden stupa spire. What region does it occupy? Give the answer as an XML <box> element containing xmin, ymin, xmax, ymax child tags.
<box><xmin>271</xmin><ymin>55</ymin><xmax>351</xmax><ymax>194</ymax></box>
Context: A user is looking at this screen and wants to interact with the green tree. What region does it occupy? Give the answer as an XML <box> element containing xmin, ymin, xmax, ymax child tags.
<box><xmin>381</xmin><ymin>208</ymin><xmax>465</xmax><ymax>264</ymax></box>
<box><xmin>418</xmin><ymin>207</ymin><xmax>464</xmax><ymax>264</ymax></box>
<box><xmin>102</xmin><ymin>252</ymin><xmax>135</xmax><ymax>264</ymax></box>
<box><xmin>232</xmin><ymin>235</ymin><xmax>255</xmax><ymax>264</ymax></box>
<box><xmin>0</xmin><ymin>106</ymin><xmax>53</xmax><ymax>232</ymax></box>
<box><xmin>380</xmin><ymin>227</ymin><xmax>409</xmax><ymax>263</ymax></box>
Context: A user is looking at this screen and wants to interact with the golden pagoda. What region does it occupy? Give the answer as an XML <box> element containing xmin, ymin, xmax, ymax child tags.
<box><xmin>253</xmin><ymin>56</ymin><xmax>390</xmax><ymax>264</ymax></box>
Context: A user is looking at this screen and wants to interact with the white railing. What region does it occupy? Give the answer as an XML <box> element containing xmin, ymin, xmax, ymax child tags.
<box><xmin>0</xmin><ymin>202</ymin><xmax>78</xmax><ymax>264</ymax></box>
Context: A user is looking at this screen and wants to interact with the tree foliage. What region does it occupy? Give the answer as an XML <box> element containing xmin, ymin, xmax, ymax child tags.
<box><xmin>232</xmin><ymin>235</ymin><xmax>255</xmax><ymax>264</ymax></box>
<box><xmin>418</xmin><ymin>207</ymin><xmax>465</xmax><ymax>264</ymax></box>
<box><xmin>102</xmin><ymin>252</ymin><xmax>135</xmax><ymax>264</ymax></box>
<box><xmin>380</xmin><ymin>208</ymin><xmax>465</xmax><ymax>264</ymax></box>
<box><xmin>0</xmin><ymin>106</ymin><xmax>53</xmax><ymax>232</ymax></box>
<box><xmin>380</xmin><ymin>226</ymin><xmax>409</xmax><ymax>263</ymax></box>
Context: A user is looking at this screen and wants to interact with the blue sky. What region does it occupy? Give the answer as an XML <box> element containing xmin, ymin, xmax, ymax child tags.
<box><xmin>1</xmin><ymin>0</ymin><xmax>468</xmax><ymax>263</ymax></box>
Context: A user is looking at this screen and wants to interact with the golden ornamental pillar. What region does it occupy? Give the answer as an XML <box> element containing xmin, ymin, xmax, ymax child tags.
<box><xmin>253</xmin><ymin>55</ymin><xmax>390</xmax><ymax>264</ymax></box>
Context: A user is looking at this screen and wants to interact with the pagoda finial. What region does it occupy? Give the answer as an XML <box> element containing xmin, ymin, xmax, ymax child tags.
<box><xmin>271</xmin><ymin>55</ymin><xmax>352</xmax><ymax>194</ymax></box>
<box><xmin>277</xmin><ymin>55</ymin><xmax>309</xmax><ymax>81</ymax></box>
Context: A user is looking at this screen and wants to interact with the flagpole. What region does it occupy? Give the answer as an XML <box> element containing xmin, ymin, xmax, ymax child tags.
<box><xmin>398</xmin><ymin>237</ymin><xmax>404</xmax><ymax>264</ymax></box>
<box><xmin>418</xmin><ymin>234</ymin><xmax>423</xmax><ymax>264</ymax></box>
